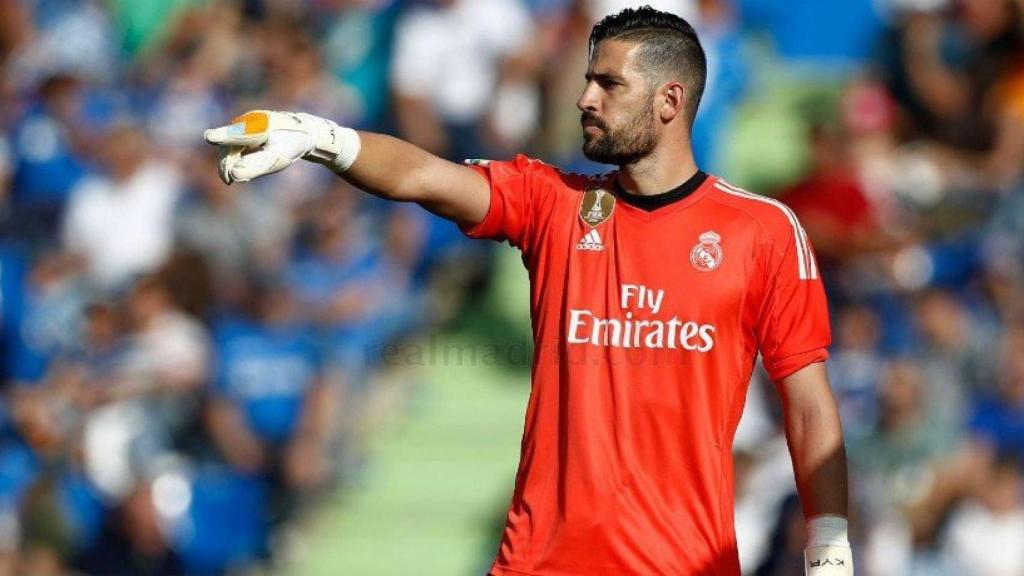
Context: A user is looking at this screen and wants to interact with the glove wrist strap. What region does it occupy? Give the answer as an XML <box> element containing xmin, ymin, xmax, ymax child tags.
<box><xmin>298</xmin><ymin>113</ymin><xmax>361</xmax><ymax>173</ymax></box>
<box><xmin>807</xmin><ymin>515</ymin><xmax>849</xmax><ymax>548</ymax></box>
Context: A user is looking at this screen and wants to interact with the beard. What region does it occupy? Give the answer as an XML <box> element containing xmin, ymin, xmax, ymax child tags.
<box><xmin>581</xmin><ymin>106</ymin><xmax>658</xmax><ymax>165</ymax></box>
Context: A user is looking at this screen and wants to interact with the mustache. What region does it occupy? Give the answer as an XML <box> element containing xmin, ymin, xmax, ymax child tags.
<box><xmin>580</xmin><ymin>112</ymin><xmax>608</xmax><ymax>130</ymax></box>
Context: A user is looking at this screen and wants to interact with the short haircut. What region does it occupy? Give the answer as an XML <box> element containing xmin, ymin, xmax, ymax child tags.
<box><xmin>589</xmin><ymin>6</ymin><xmax>707</xmax><ymax>124</ymax></box>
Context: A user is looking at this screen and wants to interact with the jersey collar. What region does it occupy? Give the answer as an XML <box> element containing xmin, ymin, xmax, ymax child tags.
<box><xmin>607</xmin><ymin>172</ymin><xmax>716</xmax><ymax>222</ymax></box>
<box><xmin>613</xmin><ymin>170</ymin><xmax>709</xmax><ymax>212</ymax></box>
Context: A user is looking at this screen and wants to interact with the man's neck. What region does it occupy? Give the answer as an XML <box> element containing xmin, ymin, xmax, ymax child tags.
<box><xmin>616</xmin><ymin>147</ymin><xmax>700</xmax><ymax>196</ymax></box>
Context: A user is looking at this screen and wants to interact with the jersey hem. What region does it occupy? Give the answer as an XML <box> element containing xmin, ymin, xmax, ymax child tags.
<box><xmin>490</xmin><ymin>565</ymin><xmax>619</xmax><ymax>576</ymax></box>
<box><xmin>766</xmin><ymin>347</ymin><xmax>829</xmax><ymax>381</ymax></box>
<box><xmin>458</xmin><ymin>165</ymin><xmax>497</xmax><ymax>239</ymax></box>
<box><xmin>489</xmin><ymin>566</ymin><xmax>543</xmax><ymax>576</ymax></box>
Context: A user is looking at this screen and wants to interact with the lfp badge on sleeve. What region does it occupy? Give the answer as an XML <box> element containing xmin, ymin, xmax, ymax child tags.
<box><xmin>580</xmin><ymin>188</ymin><xmax>615</xmax><ymax>227</ymax></box>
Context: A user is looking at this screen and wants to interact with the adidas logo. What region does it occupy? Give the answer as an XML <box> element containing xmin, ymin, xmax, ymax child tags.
<box><xmin>576</xmin><ymin>229</ymin><xmax>604</xmax><ymax>251</ymax></box>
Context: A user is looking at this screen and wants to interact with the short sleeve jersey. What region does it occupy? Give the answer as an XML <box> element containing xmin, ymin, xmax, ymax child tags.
<box><xmin>463</xmin><ymin>155</ymin><xmax>831</xmax><ymax>576</ymax></box>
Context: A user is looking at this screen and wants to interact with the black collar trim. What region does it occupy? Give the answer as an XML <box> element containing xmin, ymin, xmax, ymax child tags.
<box><xmin>613</xmin><ymin>170</ymin><xmax>708</xmax><ymax>212</ymax></box>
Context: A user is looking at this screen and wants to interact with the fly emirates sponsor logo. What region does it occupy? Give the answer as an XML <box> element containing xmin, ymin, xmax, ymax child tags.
<box><xmin>567</xmin><ymin>284</ymin><xmax>716</xmax><ymax>352</ymax></box>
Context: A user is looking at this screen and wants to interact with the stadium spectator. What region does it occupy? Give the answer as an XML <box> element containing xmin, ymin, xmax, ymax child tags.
<box><xmin>1</xmin><ymin>0</ymin><xmax>116</xmax><ymax>93</ymax></box>
<box><xmin>969</xmin><ymin>325</ymin><xmax>1024</xmax><ymax>459</ymax></box>
<box><xmin>5</xmin><ymin>251</ymin><xmax>86</xmax><ymax>386</ymax></box>
<box><xmin>390</xmin><ymin>0</ymin><xmax>537</xmax><ymax>159</ymax></box>
<box><xmin>206</xmin><ymin>280</ymin><xmax>335</xmax><ymax>521</ymax></box>
<box><xmin>940</xmin><ymin>453</ymin><xmax>1024</xmax><ymax>575</ymax></box>
<box><xmin>175</xmin><ymin>151</ymin><xmax>291</xmax><ymax>307</ymax></box>
<box><xmin>827</xmin><ymin>304</ymin><xmax>885</xmax><ymax>436</ymax></box>
<box><xmin>910</xmin><ymin>289</ymin><xmax>986</xmax><ymax>425</ymax></box>
<box><xmin>284</xmin><ymin>183</ymin><xmax>420</xmax><ymax>409</ymax></box>
<box><xmin>62</xmin><ymin>123</ymin><xmax>183</xmax><ymax>290</ymax></box>
<box><xmin>4</xmin><ymin>74</ymin><xmax>89</xmax><ymax>248</ymax></box>
<box><xmin>878</xmin><ymin>0</ymin><xmax>1024</xmax><ymax>190</ymax></box>
<box><xmin>850</xmin><ymin>357</ymin><xmax>967</xmax><ymax>574</ymax></box>
<box><xmin>850</xmin><ymin>359</ymin><xmax>960</xmax><ymax>508</ymax></box>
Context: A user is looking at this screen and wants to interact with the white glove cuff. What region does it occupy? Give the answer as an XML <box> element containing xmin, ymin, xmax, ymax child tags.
<box><xmin>298</xmin><ymin>113</ymin><xmax>361</xmax><ymax>173</ymax></box>
<box><xmin>807</xmin><ymin>515</ymin><xmax>849</xmax><ymax>548</ymax></box>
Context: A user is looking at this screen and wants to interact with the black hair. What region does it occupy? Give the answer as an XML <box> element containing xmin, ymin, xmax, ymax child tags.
<box><xmin>588</xmin><ymin>6</ymin><xmax>707</xmax><ymax>124</ymax></box>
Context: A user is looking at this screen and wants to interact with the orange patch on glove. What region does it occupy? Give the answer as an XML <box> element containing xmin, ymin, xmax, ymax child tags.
<box><xmin>231</xmin><ymin>111</ymin><xmax>270</xmax><ymax>135</ymax></box>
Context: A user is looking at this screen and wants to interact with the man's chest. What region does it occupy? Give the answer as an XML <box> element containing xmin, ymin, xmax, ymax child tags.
<box><xmin>558</xmin><ymin>207</ymin><xmax>755</xmax><ymax>307</ymax></box>
<box><xmin>526</xmin><ymin>197</ymin><xmax>766</xmax><ymax>361</ymax></box>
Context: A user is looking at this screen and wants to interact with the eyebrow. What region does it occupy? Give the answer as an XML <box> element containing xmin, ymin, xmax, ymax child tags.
<box><xmin>585</xmin><ymin>72</ymin><xmax>626</xmax><ymax>84</ymax></box>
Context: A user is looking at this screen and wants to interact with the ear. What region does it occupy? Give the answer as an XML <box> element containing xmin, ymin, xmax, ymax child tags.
<box><xmin>658</xmin><ymin>82</ymin><xmax>686</xmax><ymax>123</ymax></box>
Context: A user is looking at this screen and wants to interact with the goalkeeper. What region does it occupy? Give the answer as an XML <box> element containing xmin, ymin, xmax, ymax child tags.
<box><xmin>205</xmin><ymin>7</ymin><xmax>853</xmax><ymax>576</ymax></box>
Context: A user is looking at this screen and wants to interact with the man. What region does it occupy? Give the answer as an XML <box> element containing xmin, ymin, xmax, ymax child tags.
<box><xmin>63</xmin><ymin>121</ymin><xmax>183</xmax><ymax>290</ymax></box>
<box><xmin>204</xmin><ymin>7</ymin><xmax>852</xmax><ymax>575</ymax></box>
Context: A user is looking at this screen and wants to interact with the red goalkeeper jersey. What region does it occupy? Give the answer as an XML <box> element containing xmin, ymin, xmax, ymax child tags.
<box><xmin>462</xmin><ymin>155</ymin><xmax>831</xmax><ymax>576</ymax></box>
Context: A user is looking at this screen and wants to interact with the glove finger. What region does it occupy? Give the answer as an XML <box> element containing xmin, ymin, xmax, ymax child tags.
<box><xmin>204</xmin><ymin>111</ymin><xmax>273</xmax><ymax>146</ymax></box>
<box><xmin>204</xmin><ymin>124</ymin><xmax>269</xmax><ymax>147</ymax></box>
<box><xmin>218</xmin><ymin>146</ymin><xmax>244</xmax><ymax>185</ymax></box>
<box><xmin>229</xmin><ymin>150</ymin><xmax>291</xmax><ymax>182</ymax></box>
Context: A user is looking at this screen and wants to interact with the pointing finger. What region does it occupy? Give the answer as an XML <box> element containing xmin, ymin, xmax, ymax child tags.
<box><xmin>204</xmin><ymin>124</ymin><xmax>269</xmax><ymax>147</ymax></box>
<box><xmin>204</xmin><ymin>111</ymin><xmax>272</xmax><ymax>147</ymax></box>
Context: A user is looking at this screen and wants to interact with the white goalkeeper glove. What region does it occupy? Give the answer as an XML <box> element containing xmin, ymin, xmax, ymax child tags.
<box><xmin>203</xmin><ymin>110</ymin><xmax>361</xmax><ymax>184</ymax></box>
<box><xmin>805</xmin><ymin>515</ymin><xmax>853</xmax><ymax>575</ymax></box>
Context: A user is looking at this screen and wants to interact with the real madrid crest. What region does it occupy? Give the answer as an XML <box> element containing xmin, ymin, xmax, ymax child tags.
<box><xmin>690</xmin><ymin>230</ymin><xmax>723</xmax><ymax>272</ymax></box>
<box><xmin>579</xmin><ymin>187</ymin><xmax>615</xmax><ymax>227</ymax></box>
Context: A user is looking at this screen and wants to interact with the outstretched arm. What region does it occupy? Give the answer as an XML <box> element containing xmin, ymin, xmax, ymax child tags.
<box><xmin>347</xmin><ymin>132</ymin><xmax>489</xmax><ymax>226</ymax></box>
<box><xmin>204</xmin><ymin>110</ymin><xmax>491</xmax><ymax>228</ymax></box>
<box><xmin>775</xmin><ymin>361</ymin><xmax>853</xmax><ymax>575</ymax></box>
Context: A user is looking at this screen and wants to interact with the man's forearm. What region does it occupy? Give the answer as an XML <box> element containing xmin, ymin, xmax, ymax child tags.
<box><xmin>345</xmin><ymin>132</ymin><xmax>451</xmax><ymax>201</ymax></box>
<box><xmin>783</xmin><ymin>400</ymin><xmax>850</xmax><ymax>520</ymax></box>
<box><xmin>776</xmin><ymin>362</ymin><xmax>850</xmax><ymax>520</ymax></box>
<box><xmin>344</xmin><ymin>131</ymin><xmax>489</xmax><ymax>226</ymax></box>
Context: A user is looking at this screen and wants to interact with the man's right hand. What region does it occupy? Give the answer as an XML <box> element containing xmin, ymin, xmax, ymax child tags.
<box><xmin>203</xmin><ymin>110</ymin><xmax>361</xmax><ymax>184</ymax></box>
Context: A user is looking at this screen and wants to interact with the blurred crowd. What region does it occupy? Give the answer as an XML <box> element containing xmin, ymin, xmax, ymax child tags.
<box><xmin>725</xmin><ymin>1</ymin><xmax>1024</xmax><ymax>575</ymax></box>
<box><xmin>0</xmin><ymin>0</ymin><xmax>1022</xmax><ymax>574</ymax></box>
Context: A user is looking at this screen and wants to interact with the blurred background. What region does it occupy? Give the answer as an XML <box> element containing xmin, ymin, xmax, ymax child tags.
<box><xmin>0</xmin><ymin>0</ymin><xmax>1022</xmax><ymax>574</ymax></box>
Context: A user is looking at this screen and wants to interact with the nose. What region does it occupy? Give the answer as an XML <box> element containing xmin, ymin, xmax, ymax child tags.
<box><xmin>577</xmin><ymin>83</ymin><xmax>599</xmax><ymax>113</ymax></box>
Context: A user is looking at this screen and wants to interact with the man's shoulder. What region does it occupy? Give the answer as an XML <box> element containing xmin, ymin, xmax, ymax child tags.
<box><xmin>466</xmin><ymin>154</ymin><xmax>604</xmax><ymax>194</ymax></box>
<box><xmin>706</xmin><ymin>176</ymin><xmax>804</xmax><ymax>243</ymax></box>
